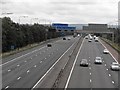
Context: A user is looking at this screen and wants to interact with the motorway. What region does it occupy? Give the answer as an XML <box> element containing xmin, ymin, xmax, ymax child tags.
<box><xmin>1</xmin><ymin>35</ymin><xmax>119</xmax><ymax>89</ymax></box>
<box><xmin>2</xmin><ymin>36</ymin><xmax>80</xmax><ymax>89</ymax></box>
<box><xmin>66</xmin><ymin>37</ymin><xmax>119</xmax><ymax>89</ymax></box>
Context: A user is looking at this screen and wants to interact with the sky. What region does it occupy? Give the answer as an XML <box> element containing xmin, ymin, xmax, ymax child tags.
<box><xmin>1</xmin><ymin>0</ymin><xmax>120</xmax><ymax>24</ymax></box>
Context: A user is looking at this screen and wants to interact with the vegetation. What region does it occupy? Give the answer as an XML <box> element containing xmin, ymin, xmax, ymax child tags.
<box><xmin>2</xmin><ymin>17</ymin><xmax>59</xmax><ymax>53</ymax></box>
<box><xmin>102</xmin><ymin>28</ymin><xmax>120</xmax><ymax>52</ymax></box>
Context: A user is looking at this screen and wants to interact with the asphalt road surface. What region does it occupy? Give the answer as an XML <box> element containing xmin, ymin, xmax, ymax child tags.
<box><xmin>66</xmin><ymin>38</ymin><xmax>119</xmax><ymax>89</ymax></box>
<box><xmin>2</xmin><ymin>36</ymin><xmax>79</xmax><ymax>89</ymax></box>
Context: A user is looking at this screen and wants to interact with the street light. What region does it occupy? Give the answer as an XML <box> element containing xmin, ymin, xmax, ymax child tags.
<box><xmin>19</xmin><ymin>16</ymin><xmax>28</xmax><ymax>24</ymax></box>
<box><xmin>45</xmin><ymin>28</ymin><xmax>48</xmax><ymax>41</ymax></box>
<box><xmin>30</xmin><ymin>18</ymin><xmax>39</xmax><ymax>24</ymax></box>
<box><xmin>1</xmin><ymin>12</ymin><xmax>13</xmax><ymax>17</ymax></box>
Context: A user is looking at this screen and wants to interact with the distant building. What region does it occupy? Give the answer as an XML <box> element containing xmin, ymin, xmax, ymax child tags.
<box><xmin>83</xmin><ymin>23</ymin><xmax>108</xmax><ymax>32</ymax></box>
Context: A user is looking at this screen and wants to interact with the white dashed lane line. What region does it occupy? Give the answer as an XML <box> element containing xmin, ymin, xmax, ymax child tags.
<box><xmin>105</xmin><ymin>64</ymin><xmax>106</xmax><ymax>66</ymax></box>
<box><xmin>24</xmin><ymin>60</ymin><xmax>27</xmax><ymax>62</ymax></box>
<box><xmin>8</xmin><ymin>69</ymin><xmax>11</xmax><ymax>72</ymax></box>
<box><xmin>5</xmin><ymin>86</ymin><xmax>9</xmax><ymax>89</ymax></box>
<box><xmin>34</xmin><ymin>65</ymin><xmax>37</xmax><ymax>67</ymax></box>
<box><xmin>90</xmin><ymin>73</ymin><xmax>92</xmax><ymax>75</ymax></box>
<box><xmin>90</xmin><ymin>79</ymin><xmax>92</xmax><ymax>83</ymax></box>
<box><xmin>17</xmin><ymin>77</ymin><xmax>21</xmax><ymax>80</ymax></box>
<box><xmin>112</xmin><ymin>81</ymin><xmax>115</xmax><ymax>84</ymax></box>
<box><xmin>89</xmin><ymin>67</ymin><xmax>91</xmax><ymax>70</ymax></box>
<box><xmin>17</xmin><ymin>64</ymin><xmax>20</xmax><ymax>67</ymax></box>
<box><xmin>109</xmin><ymin>74</ymin><xmax>111</xmax><ymax>77</ymax></box>
<box><xmin>27</xmin><ymin>70</ymin><xmax>30</xmax><ymax>73</ymax></box>
<box><xmin>40</xmin><ymin>61</ymin><xmax>42</xmax><ymax>63</ymax></box>
<box><xmin>106</xmin><ymin>69</ymin><xmax>109</xmax><ymax>71</ymax></box>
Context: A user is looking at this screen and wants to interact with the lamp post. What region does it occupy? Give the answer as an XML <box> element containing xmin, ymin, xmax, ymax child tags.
<box><xmin>30</xmin><ymin>18</ymin><xmax>39</xmax><ymax>24</ymax></box>
<box><xmin>19</xmin><ymin>16</ymin><xmax>28</xmax><ymax>24</ymax></box>
<box><xmin>1</xmin><ymin>12</ymin><xmax>13</xmax><ymax>17</ymax></box>
<box><xmin>45</xmin><ymin>28</ymin><xmax>48</xmax><ymax>41</ymax></box>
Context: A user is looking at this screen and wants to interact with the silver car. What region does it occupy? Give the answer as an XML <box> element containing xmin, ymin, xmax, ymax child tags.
<box><xmin>80</xmin><ymin>59</ymin><xmax>89</xmax><ymax>67</ymax></box>
<box><xmin>103</xmin><ymin>49</ymin><xmax>109</xmax><ymax>54</ymax></box>
<box><xmin>110</xmin><ymin>62</ymin><xmax>120</xmax><ymax>71</ymax></box>
<box><xmin>94</xmin><ymin>57</ymin><xmax>102</xmax><ymax>64</ymax></box>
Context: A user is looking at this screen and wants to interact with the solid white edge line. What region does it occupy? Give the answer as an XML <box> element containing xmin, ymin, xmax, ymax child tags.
<box><xmin>64</xmin><ymin>38</ymin><xmax>85</xmax><ymax>89</ymax></box>
<box><xmin>31</xmin><ymin>38</ymin><xmax>77</xmax><ymax>89</ymax></box>
<box><xmin>0</xmin><ymin>46</ymin><xmax>46</xmax><ymax>66</ymax></box>
<box><xmin>99</xmin><ymin>39</ymin><xmax>118</xmax><ymax>63</ymax></box>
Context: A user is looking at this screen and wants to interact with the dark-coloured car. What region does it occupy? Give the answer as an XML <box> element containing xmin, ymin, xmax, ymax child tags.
<box><xmin>47</xmin><ymin>43</ymin><xmax>52</xmax><ymax>47</ymax></box>
<box><xmin>63</xmin><ymin>37</ymin><xmax>66</xmax><ymax>40</ymax></box>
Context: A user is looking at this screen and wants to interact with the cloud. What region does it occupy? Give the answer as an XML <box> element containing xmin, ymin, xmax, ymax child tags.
<box><xmin>1</xmin><ymin>0</ymin><xmax>120</xmax><ymax>24</ymax></box>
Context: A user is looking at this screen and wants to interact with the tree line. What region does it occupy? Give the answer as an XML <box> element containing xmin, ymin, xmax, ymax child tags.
<box><xmin>2</xmin><ymin>17</ymin><xmax>59</xmax><ymax>52</ymax></box>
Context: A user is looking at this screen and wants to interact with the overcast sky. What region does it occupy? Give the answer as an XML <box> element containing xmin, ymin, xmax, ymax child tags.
<box><xmin>1</xmin><ymin>0</ymin><xmax>120</xmax><ymax>24</ymax></box>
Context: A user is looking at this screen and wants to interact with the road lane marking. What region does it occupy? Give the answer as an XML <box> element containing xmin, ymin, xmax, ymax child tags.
<box><xmin>109</xmin><ymin>74</ymin><xmax>111</xmax><ymax>77</ymax></box>
<box><xmin>105</xmin><ymin>64</ymin><xmax>106</xmax><ymax>66</ymax></box>
<box><xmin>89</xmin><ymin>67</ymin><xmax>91</xmax><ymax>70</ymax></box>
<box><xmin>45</xmin><ymin>58</ymin><xmax>47</xmax><ymax>60</ymax></box>
<box><xmin>27</xmin><ymin>70</ymin><xmax>30</xmax><ymax>73</ymax></box>
<box><xmin>8</xmin><ymin>69</ymin><xmax>11</xmax><ymax>72</ymax></box>
<box><xmin>90</xmin><ymin>73</ymin><xmax>92</xmax><ymax>75</ymax></box>
<box><xmin>40</xmin><ymin>61</ymin><xmax>42</xmax><ymax>63</ymax></box>
<box><xmin>17</xmin><ymin>64</ymin><xmax>20</xmax><ymax>67</ymax></box>
<box><xmin>24</xmin><ymin>60</ymin><xmax>27</xmax><ymax>62</ymax></box>
<box><xmin>99</xmin><ymin>39</ymin><xmax>118</xmax><ymax>63</ymax></box>
<box><xmin>17</xmin><ymin>77</ymin><xmax>21</xmax><ymax>80</ymax></box>
<box><xmin>112</xmin><ymin>81</ymin><xmax>115</xmax><ymax>84</ymax></box>
<box><xmin>65</xmin><ymin>38</ymin><xmax>85</xmax><ymax>89</ymax></box>
<box><xmin>5</xmin><ymin>86</ymin><xmax>9</xmax><ymax>89</ymax></box>
<box><xmin>106</xmin><ymin>69</ymin><xmax>108</xmax><ymax>71</ymax></box>
<box><xmin>34</xmin><ymin>65</ymin><xmax>37</xmax><ymax>67</ymax></box>
<box><xmin>0</xmin><ymin>46</ymin><xmax>45</xmax><ymax>66</ymax></box>
<box><xmin>32</xmin><ymin>39</ymin><xmax>78</xmax><ymax>89</ymax></box>
<box><xmin>90</xmin><ymin>79</ymin><xmax>92</xmax><ymax>83</ymax></box>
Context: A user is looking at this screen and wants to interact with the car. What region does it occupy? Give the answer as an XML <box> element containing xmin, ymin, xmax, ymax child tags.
<box><xmin>47</xmin><ymin>43</ymin><xmax>52</xmax><ymax>47</ymax></box>
<box><xmin>80</xmin><ymin>59</ymin><xmax>89</xmax><ymax>67</ymax></box>
<box><xmin>103</xmin><ymin>49</ymin><xmax>109</xmax><ymax>54</ymax></box>
<box><xmin>85</xmin><ymin>36</ymin><xmax>88</xmax><ymax>39</ymax></box>
<box><xmin>63</xmin><ymin>37</ymin><xmax>66</xmax><ymax>40</ymax></box>
<box><xmin>67</xmin><ymin>37</ymin><xmax>71</xmax><ymax>40</ymax></box>
<box><xmin>77</xmin><ymin>34</ymin><xmax>80</xmax><ymax>37</ymax></box>
<box><xmin>94</xmin><ymin>57</ymin><xmax>102</xmax><ymax>64</ymax></box>
<box><xmin>95</xmin><ymin>37</ymin><xmax>98</xmax><ymax>42</ymax></box>
<box><xmin>88</xmin><ymin>39</ymin><xmax>92</xmax><ymax>42</ymax></box>
<box><xmin>110</xmin><ymin>62</ymin><xmax>120</xmax><ymax>71</ymax></box>
<box><xmin>93</xmin><ymin>35</ymin><xmax>96</xmax><ymax>39</ymax></box>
